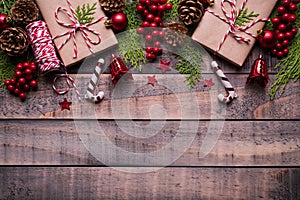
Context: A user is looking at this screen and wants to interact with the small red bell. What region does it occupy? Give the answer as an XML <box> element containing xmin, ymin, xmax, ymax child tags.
<box><xmin>246</xmin><ymin>54</ymin><xmax>269</xmax><ymax>87</ymax></box>
<box><xmin>110</xmin><ymin>54</ymin><xmax>133</xmax><ymax>86</ymax></box>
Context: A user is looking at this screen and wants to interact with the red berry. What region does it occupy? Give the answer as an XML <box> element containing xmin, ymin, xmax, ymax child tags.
<box><xmin>146</xmin><ymin>14</ymin><xmax>155</xmax><ymax>22</ymax></box>
<box><xmin>143</xmin><ymin>9</ymin><xmax>149</xmax><ymax>17</ymax></box>
<box><xmin>289</xmin><ymin>3</ymin><xmax>297</xmax><ymax>11</ymax></box>
<box><xmin>146</xmin><ymin>53</ymin><xmax>156</xmax><ymax>60</ymax></box>
<box><xmin>30</xmin><ymin>62</ymin><xmax>37</xmax><ymax>71</ymax></box>
<box><xmin>30</xmin><ymin>80</ymin><xmax>38</xmax><ymax>88</ymax></box>
<box><xmin>159</xmin><ymin>31</ymin><xmax>165</xmax><ymax>37</ymax></box>
<box><xmin>142</xmin><ymin>21</ymin><xmax>150</xmax><ymax>27</ymax></box>
<box><xmin>23</xmin><ymin>62</ymin><xmax>30</xmax><ymax>68</ymax></box>
<box><xmin>150</xmin><ymin>5</ymin><xmax>158</xmax><ymax>12</ymax></box>
<box><xmin>14</xmin><ymin>88</ymin><xmax>20</xmax><ymax>96</ymax></box>
<box><xmin>4</xmin><ymin>80</ymin><xmax>10</xmax><ymax>86</ymax></box>
<box><xmin>271</xmin><ymin>49</ymin><xmax>277</xmax><ymax>56</ymax></box>
<box><xmin>165</xmin><ymin>3</ymin><xmax>173</xmax><ymax>10</ymax></box>
<box><xmin>282</xmin><ymin>0</ymin><xmax>291</xmax><ymax>7</ymax></box>
<box><xmin>145</xmin><ymin>0</ymin><xmax>151</xmax><ymax>6</ymax></box>
<box><xmin>153</xmin><ymin>47</ymin><xmax>162</xmax><ymax>54</ymax></box>
<box><xmin>18</xmin><ymin>77</ymin><xmax>26</xmax><ymax>85</ymax></box>
<box><xmin>277</xmin><ymin>6</ymin><xmax>286</xmax><ymax>15</ymax></box>
<box><xmin>23</xmin><ymin>84</ymin><xmax>30</xmax><ymax>91</ymax></box>
<box><xmin>288</xmin><ymin>14</ymin><xmax>297</xmax><ymax>22</ymax></box>
<box><xmin>136</xmin><ymin>4</ymin><xmax>145</xmax><ymax>12</ymax></box>
<box><xmin>154</xmin><ymin>41</ymin><xmax>161</xmax><ymax>47</ymax></box>
<box><xmin>154</xmin><ymin>16</ymin><xmax>161</xmax><ymax>23</ymax></box>
<box><xmin>152</xmin><ymin>30</ymin><xmax>160</xmax><ymax>37</ymax></box>
<box><xmin>278</xmin><ymin>24</ymin><xmax>287</xmax><ymax>32</ymax></box>
<box><xmin>152</xmin><ymin>0</ymin><xmax>160</xmax><ymax>4</ymax></box>
<box><xmin>7</xmin><ymin>85</ymin><xmax>14</xmax><ymax>92</ymax></box>
<box><xmin>16</xmin><ymin>63</ymin><xmax>23</xmax><ymax>71</ymax></box>
<box><xmin>160</xmin><ymin>0</ymin><xmax>167</xmax><ymax>3</ymax></box>
<box><xmin>158</xmin><ymin>22</ymin><xmax>164</xmax><ymax>27</ymax></box>
<box><xmin>145</xmin><ymin>34</ymin><xmax>153</xmax><ymax>41</ymax></box>
<box><xmin>276</xmin><ymin>43</ymin><xmax>283</xmax><ymax>50</ymax></box>
<box><xmin>25</xmin><ymin>74</ymin><xmax>33</xmax><ymax>81</ymax></box>
<box><xmin>145</xmin><ymin>47</ymin><xmax>153</xmax><ymax>53</ymax></box>
<box><xmin>291</xmin><ymin>28</ymin><xmax>298</xmax><ymax>35</ymax></box>
<box><xmin>157</xmin><ymin>5</ymin><xmax>165</xmax><ymax>12</ymax></box>
<box><xmin>282</xmin><ymin>39</ymin><xmax>289</xmax><ymax>47</ymax></box>
<box><xmin>10</xmin><ymin>78</ymin><xmax>16</xmax><ymax>85</ymax></box>
<box><xmin>277</xmin><ymin>51</ymin><xmax>284</xmax><ymax>58</ymax></box>
<box><xmin>283</xmin><ymin>48</ymin><xmax>289</xmax><ymax>56</ymax></box>
<box><xmin>14</xmin><ymin>70</ymin><xmax>23</xmax><ymax>78</ymax></box>
<box><xmin>19</xmin><ymin>92</ymin><xmax>26</xmax><ymax>100</ymax></box>
<box><xmin>281</xmin><ymin>13</ymin><xmax>290</xmax><ymax>23</ymax></box>
<box><xmin>139</xmin><ymin>0</ymin><xmax>146</xmax><ymax>4</ymax></box>
<box><xmin>277</xmin><ymin>32</ymin><xmax>285</xmax><ymax>41</ymax></box>
<box><xmin>25</xmin><ymin>68</ymin><xmax>32</xmax><ymax>75</ymax></box>
<box><xmin>271</xmin><ymin>17</ymin><xmax>281</xmax><ymax>26</ymax></box>
<box><xmin>150</xmin><ymin>22</ymin><xmax>157</xmax><ymax>27</ymax></box>
<box><xmin>285</xmin><ymin>31</ymin><xmax>294</xmax><ymax>40</ymax></box>
<box><xmin>275</xmin><ymin>29</ymin><xmax>280</xmax><ymax>34</ymax></box>
<box><xmin>137</xmin><ymin>27</ymin><xmax>145</xmax><ymax>34</ymax></box>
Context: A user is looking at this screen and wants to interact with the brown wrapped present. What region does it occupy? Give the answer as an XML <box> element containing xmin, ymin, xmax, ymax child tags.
<box><xmin>35</xmin><ymin>0</ymin><xmax>118</xmax><ymax>67</ymax></box>
<box><xmin>192</xmin><ymin>0</ymin><xmax>277</xmax><ymax>67</ymax></box>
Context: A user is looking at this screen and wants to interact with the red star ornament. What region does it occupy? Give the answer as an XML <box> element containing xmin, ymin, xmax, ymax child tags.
<box><xmin>147</xmin><ymin>75</ymin><xmax>157</xmax><ymax>87</ymax></box>
<box><xmin>203</xmin><ymin>78</ymin><xmax>215</xmax><ymax>88</ymax></box>
<box><xmin>156</xmin><ymin>59</ymin><xmax>171</xmax><ymax>73</ymax></box>
<box><xmin>59</xmin><ymin>98</ymin><xmax>72</xmax><ymax>111</ymax></box>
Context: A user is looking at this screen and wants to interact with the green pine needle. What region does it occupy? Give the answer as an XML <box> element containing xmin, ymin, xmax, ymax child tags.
<box><xmin>235</xmin><ymin>8</ymin><xmax>259</xmax><ymax>27</ymax></box>
<box><xmin>75</xmin><ymin>2</ymin><xmax>97</xmax><ymax>25</ymax></box>
<box><xmin>163</xmin><ymin>0</ymin><xmax>181</xmax><ymax>23</ymax></box>
<box><xmin>123</xmin><ymin>1</ymin><xmax>142</xmax><ymax>30</ymax></box>
<box><xmin>0</xmin><ymin>0</ymin><xmax>16</xmax><ymax>15</ymax></box>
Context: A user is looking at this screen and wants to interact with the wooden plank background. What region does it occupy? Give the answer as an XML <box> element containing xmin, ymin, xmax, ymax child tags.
<box><xmin>0</xmin><ymin>42</ymin><xmax>300</xmax><ymax>199</ymax></box>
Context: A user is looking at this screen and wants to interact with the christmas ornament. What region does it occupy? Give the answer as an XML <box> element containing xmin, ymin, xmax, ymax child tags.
<box><xmin>257</xmin><ymin>29</ymin><xmax>277</xmax><ymax>49</ymax></box>
<box><xmin>178</xmin><ymin>0</ymin><xmax>204</xmax><ymax>26</ymax></box>
<box><xmin>0</xmin><ymin>13</ymin><xmax>10</xmax><ymax>32</ymax></box>
<box><xmin>147</xmin><ymin>75</ymin><xmax>157</xmax><ymax>87</ymax></box>
<box><xmin>4</xmin><ymin>61</ymin><xmax>38</xmax><ymax>101</ymax></box>
<box><xmin>110</xmin><ymin>54</ymin><xmax>133</xmax><ymax>86</ymax></box>
<box><xmin>59</xmin><ymin>98</ymin><xmax>72</xmax><ymax>111</ymax></box>
<box><xmin>85</xmin><ymin>58</ymin><xmax>105</xmax><ymax>104</ymax></box>
<box><xmin>203</xmin><ymin>78</ymin><xmax>214</xmax><ymax>88</ymax></box>
<box><xmin>104</xmin><ymin>12</ymin><xmax>128</xmax><ymax>32</ymax></box>
<box><xmin>0</xmin><ymin>27</ymin><xmax>29</xmax><ymax>56</ymax></box>
<box><xmin>211</xmin><ymin>61</ymin><xmax>237</xmax><ymax>104</ymax></box>
<box><xmin>165</xmin><ymin>22</ymin><xmax>188</xmax><ymax>47</ymax></box>
<box><xmin>99</xmin><ymin>0</ymin><xmax>126</xmax><ymax>15</ymax></box>
<box><xmin>246</xmin><ymin>54</ymin><xmax>269</xmax><ymax>87</ymax></box>
<box><xmin>26</xmin><ymin>20</ymin><xmax>61</xmax><ymax>73</ymax></box>
<box><xmin>156</xmin><ymin>59</ymin><xmax>171</xmax><ymax>73</ymax></box>
<box><xmin>10</xmin><ymin>0</ymin><xmax>39</xmax><ymax>25</ymax></box>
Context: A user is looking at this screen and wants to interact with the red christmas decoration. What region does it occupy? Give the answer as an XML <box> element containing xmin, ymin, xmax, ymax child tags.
<box><xmin>257</xmin><ymin>30</ymin><xmax>277</xmax><ymax>49</ymax></box>
<box><xmin>203</xmin><ymin>78</ymin><xmax>215</xmax><ymax>88</ymax></box>
<box><xmin>104</xmin><ymin>12</ymin><xmax>128</xmax><ymax>32</ymax></box>
<box><xmin>0</xmin><ymin>13</ymin><xmax>10</xmax><ymax>32</ymax></box>
<box><xmin>246</xmin><ymin>55</ymin><xmax>269</xmax><ymax>87</ymax></box>
<box><xmin>147</xmin><ymin>75</ymin><xmax>157</xmax><ymax>87</ymax></box>
<box><xmin>110</xmin><ymin>54</ymin><xmax>133</xmax><ymax>86</ymax></box>
<box><xmin>59</xmin><ymin>98</ymin><xmax>72</xmax><ymax>111</ymax></box>
<box><xmin>156</xmin><ymin>59</ymin><xmax>171</xmax><ymax>73</ymax></box>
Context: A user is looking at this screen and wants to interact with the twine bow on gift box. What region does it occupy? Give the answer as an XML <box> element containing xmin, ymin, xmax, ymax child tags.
<box><xmin>53</xmin><ymin>0</ymin><xmax>106</xmax><ymax>58</ymax></box>
<box><xmin>206</xmin><ymin>0</ymin><xmax>269</xmax><ymax>53</ymax></box>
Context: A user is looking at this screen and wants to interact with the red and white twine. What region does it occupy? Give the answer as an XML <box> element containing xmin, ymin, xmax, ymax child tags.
<box><xmin>53</xmin><ymin>0</ymin><xmax>106</xmax><ymax>58</ymax></box>
<box><xmin>206</xmin><ymin>0</ymin><xmax>269</xmax><ymax>52</ymax></box>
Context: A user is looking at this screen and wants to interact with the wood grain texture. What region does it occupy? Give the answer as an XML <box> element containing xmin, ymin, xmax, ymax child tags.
<box><xmin>1</xmin><ymin>120</ymin><xmax>299</xmax><ymax>166</ymax></box>
<box><xmin>0</xmin><ymin>74</ymin><xmax>299</xmax><ymax>120</ymax></box>
<box><xmin>0</xmin><ymin>167</ymin><xmax>299</xmax><ymax>200</ymax></box>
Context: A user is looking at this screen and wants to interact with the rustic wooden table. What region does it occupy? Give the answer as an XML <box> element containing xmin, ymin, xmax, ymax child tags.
<box><xmin>0</xmin><ymin>44</ymin><xmax>299</xmax><ymax>199</ymax></box>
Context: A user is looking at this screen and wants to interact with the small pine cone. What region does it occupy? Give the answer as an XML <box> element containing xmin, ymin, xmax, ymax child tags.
<box><xmin>165</xmin><ymin>22</ymin><xmax>189</xmax><ymax>47</ymax></box>
<box><xmin>100</xmin><ymin>0</ymin><xmax>126</xmax><ymax>15</ymax></box>
<box><xmin>0</xmin><ymin>27</ymin><xmax>29</xmax><ymax>56</ymax></box>
<box><xmin>178</xmin><ymin>0</ymin><xmax>204</xmax><ymax>26</ymax></box>
<box><xmin>10</xmin><ymin>0</ymin><xmax>39</xmax><ymax>25</ymax></box>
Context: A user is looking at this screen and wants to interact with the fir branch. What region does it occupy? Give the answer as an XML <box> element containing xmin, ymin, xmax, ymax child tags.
<box><xmin>163</xmin><ymin>0</ymin><xmax>181</xmax><ymax>23</ymax></box>
<box><xmin>270</xmin><ymin>33</ymin><xmax>300</xmax><ymax>100</ymax></box>
<box><xmin>118</xmin><ymin>30</ymin><xmax>146</xmax><ymax>70</ymax></box>
<box><xmin>123</xmin><ymin>1</ymin><xmax>142</xmax><ymax>30</ymax></box>
<box><xmin>235</xmin><ymin>8</ymin><xmax>259</xmax><ymax>27</ymax></box>
<box><xmin>75</xmin><ymin>2</ymin><xmax>96</xmax><ymax>25</ymax></box>
<box><xmin>0</xmin><ymin>0</ymin><xmax>16</xmax><ymax>16</ymax></box>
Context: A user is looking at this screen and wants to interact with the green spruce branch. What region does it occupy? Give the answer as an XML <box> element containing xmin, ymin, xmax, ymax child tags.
<box><xmin>270</xmin><ymin>33</ymin><xmax>300</xmax><ymax>100</ymax></box>
<box><xmin>0</xmin><ymin>0</ymin><xmax>16</xmax><ymax>15</ymax></box>
<box><xmin>123</xmin><ymin>1</ymin><xmax>142</xmax><ymax>30</ymax></box>
<box><xmin>235</xmin><ymin>8</ymin><xmax>259</xmax><ymax>27</ymax></box>
<box><xmin>75</xmin><ymin>2</ymin><xmax>97</xmax><ymax>25</ymax></box>
<box><xmin>163</xmin><ymin>0</ymin><xmax>181</xmax><ymax>23</ymax></box>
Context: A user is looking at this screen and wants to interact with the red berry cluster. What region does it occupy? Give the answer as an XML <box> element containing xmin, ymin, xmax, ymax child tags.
<box><xmin>4</xmin><ymin>62</ymin><xmax>38</xmax><ymax>101</ymax></box>
<box><xmin>136</xmin><ymin>0</ymin><xmax>173</xmax><ymax>61</ymax></box>
<box><xmin>271</xmin><ymin>0</ymin><xmax>299</xmax><ymax>58</ymax></box>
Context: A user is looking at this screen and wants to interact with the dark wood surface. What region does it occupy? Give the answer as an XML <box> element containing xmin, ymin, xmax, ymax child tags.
<box><xmin>0</xmin><ymin>44</ymin><xmax>300</xmax><ymax>199</ymax></box>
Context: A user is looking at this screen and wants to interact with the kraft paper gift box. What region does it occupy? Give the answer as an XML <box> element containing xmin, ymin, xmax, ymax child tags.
<box><xmin>35</xmin><ymin>0</ymin><xmax>118</xmax><ymax>67</ymax></box>
<box><xmin>192</xmin><ymin>0</ymin><xmax>277</xmax><ymax>67</ymax></box>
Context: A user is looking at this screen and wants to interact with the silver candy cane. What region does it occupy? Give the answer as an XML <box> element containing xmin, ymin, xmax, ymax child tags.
<box><xmin>211</xmin><ymin>61</ymin><xmax>237</xmax><ymax>104</ymax></box>
<box><xmin>85</xmin><ymin>58</ymin><xmax>105</xmax><ymax>103</ymax></box>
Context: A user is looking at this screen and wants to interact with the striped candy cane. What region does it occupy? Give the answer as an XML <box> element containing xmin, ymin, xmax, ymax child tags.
<box><xmin>85</xmin><ymin>58</ymin><xmax>105</xmax><ymax>104</ymax></box>
<box><xmin>211</xmin><ymin>61</ymin><xmax>237</xmax><ymax>104</ymax></box>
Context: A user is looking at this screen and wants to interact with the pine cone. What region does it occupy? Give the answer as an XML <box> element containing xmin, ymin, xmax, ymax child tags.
<box><xmin>10</xmin><ymin>0</ymin><xmax>39</xmax><ymax>25</ymax></box>
<box><xmin>165</xmin><ymin>22</ymin><xmax>189</xmax><ymax>47</ymax></box>
<box><xmin>178</xmin><ymin>0</ymin><xmax>204</xmax><ymax>26</ymax></box>
<box><xmin>100</xmin><ymin>0</ymin><xmax>126</xmax><ymax>15</ymax></box>
<box><xmin>0</xmin><ymin>27</ymin><xmax>29</xmax><ymax>56</ymax></box>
